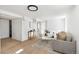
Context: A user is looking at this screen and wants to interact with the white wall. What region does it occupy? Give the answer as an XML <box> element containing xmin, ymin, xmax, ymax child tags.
<box><xmin>12</xmin><ymin>19</ymin><xmax>22</xmax><ymax>41</ymax></box>
<box><xmin>11</xmin><ymin>17</ymin><xmax>31</xmax><ymax>41</ymax></box>
<box><xmin>0</xmin><ymin>19</ymin><xmax>9</xmax><ymax>39</ymax></box>
<box><xmin>47</xmin><ymin>18</ymin><xmax>65</xmax><ymax>33</ymax></box>
<box><xmin>22</xmin><ymin>17</ymin><xmax>31</xmax><ymax>41</ymax></box>
<box><xmin>0</xmin><ymin>17</ymin><xmax>29</xmax><ymax>41</ymax></box>
<box><xmin>39</xmin><ymin>17</ymin><xmax>66</xmax><ymax>34</ymax></box>
<box><xmin>67</xmin><ymin>6</ymin><xmax>79</xmax><ymax>53</ymax></box>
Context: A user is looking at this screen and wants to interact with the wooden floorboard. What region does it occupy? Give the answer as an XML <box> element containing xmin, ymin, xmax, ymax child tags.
<box><xmin>0</xmin><ymin>38</ymin><xmax>59</xmax><ymax>54</ymax></box>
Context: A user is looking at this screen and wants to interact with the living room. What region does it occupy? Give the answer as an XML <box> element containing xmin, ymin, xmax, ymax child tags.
<box><xmin>0</xmin><ymin>5</ymin><xmax>79</xmax><ymax>54</ymax></box>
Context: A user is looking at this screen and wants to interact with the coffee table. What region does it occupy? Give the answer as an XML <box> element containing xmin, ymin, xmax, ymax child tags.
<box><xmin>41</xmin><ymin>37</ymin><xmax>55</xmax><ymax>40</ymax></box>
<box><xmin>39</xmin><ymin>36</ymin><xmax>56</xmax><ymax>44</ymax></box>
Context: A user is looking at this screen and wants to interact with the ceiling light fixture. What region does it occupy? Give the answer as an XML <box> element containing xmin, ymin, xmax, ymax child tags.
<box><xmin>27</xmin><ymin>5</ymin><xmax>38</xmax><ymax>11</ymax></box>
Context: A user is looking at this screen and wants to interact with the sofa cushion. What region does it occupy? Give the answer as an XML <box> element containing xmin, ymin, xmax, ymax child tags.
<box><xmin>52</xmin><ymin>39</ymin><xmax>76</xmax><ymax>54</ymax></box>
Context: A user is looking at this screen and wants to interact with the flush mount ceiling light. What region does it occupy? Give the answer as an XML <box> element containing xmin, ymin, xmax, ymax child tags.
<box><xmin>27</xmin><ymin>5</ymin><xmax>38</xmax><ymax>11</ymax></box>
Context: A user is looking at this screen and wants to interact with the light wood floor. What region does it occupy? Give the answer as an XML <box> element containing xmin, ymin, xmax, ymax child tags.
<box><xmin>0</xmin><ymin>40</ymin><xmax>1</xmax><ymax>53</ymax></box>
<box><xmin>1</xmin><ymin>38</ymin><xmax>59</xmax><ymax>54</ymax></box>
<box><xmin>1</xmin><ymin>38</ymin><xmax>49</xmax><ymax>54</ymax></box>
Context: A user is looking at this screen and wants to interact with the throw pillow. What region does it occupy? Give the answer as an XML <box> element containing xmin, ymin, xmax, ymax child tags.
<box><xmin>57</xmin><ymin>31</ymin><xmax>66</xmax><ymax>41</ymax></box>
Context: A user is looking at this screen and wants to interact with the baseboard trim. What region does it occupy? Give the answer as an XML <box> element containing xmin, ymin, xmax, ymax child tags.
<box><xmin>0</xmin><ymin>37</ymin><xmax>10</xmax><ymax>40</ymax></box>
<box><xmin>0</xmin><ymin>37</ymin><xmax>28</xmax><ymax>42</ymax></box>
<box><xmin>21</xmin><ymin>39</ymin><xmax>28</xmax><ymax>42</ymax></box>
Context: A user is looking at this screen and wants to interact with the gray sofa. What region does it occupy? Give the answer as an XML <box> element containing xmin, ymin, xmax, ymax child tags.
<box><xmin>52</xmin><ymin>39</ymin><xmax>76</xmax><ymax>54</ymax></box>
<box><xmin>52</xmin><ymin>32</ymin><xmax>76</xmax><ymax>54</ymax></box>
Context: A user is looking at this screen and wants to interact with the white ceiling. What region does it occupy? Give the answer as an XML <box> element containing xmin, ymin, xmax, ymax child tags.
<box><xmin>0</xmin><ymin>5</ymin><xmax>75</xmax><ymax>19</ymax></box>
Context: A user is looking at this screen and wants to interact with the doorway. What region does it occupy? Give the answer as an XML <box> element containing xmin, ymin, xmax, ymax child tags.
<box><xmin>9</xmin><ymin>20</ymin><xmax>12</xmax><ymax>38</ymax></box>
